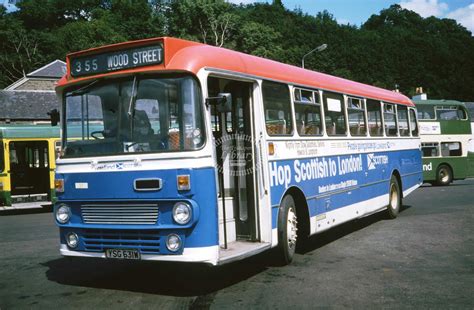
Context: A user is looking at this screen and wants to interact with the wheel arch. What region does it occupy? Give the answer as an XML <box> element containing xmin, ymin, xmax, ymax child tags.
<box><xmin>390</xmin><ymin>168</ymin><xmax>403</xmax><ymax>197</ymax></box>
<box><xmin>283</xmin><ymin>186</ymin><xmax>310</xmax><ymax>239</ymax></box>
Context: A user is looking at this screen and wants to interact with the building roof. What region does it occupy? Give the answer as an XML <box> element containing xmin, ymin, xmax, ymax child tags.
<box><xmin>57</xmin><ymin>37</ymin><xmax>413</xmax><ymax>106</ymax></box>
<box><xmin>0</xmin><ymin>90</ymin><xmax>59</xmax><ymax>121</ymax></box>
<box><xmin>27</xmin><ymin>60</ymin><xmax>66</xmax><ymax>78</ymax></box>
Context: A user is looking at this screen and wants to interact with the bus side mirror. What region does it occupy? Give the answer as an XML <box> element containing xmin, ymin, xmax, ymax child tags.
<box><xmin>48</xmin><ymin>109</ymin><xmax>60</xmax><ymax>126</ymax></box>
<box><xmin>205</xmin><ymin>93</ymin><xmax>232</xmax><ymax>113</ymax></box>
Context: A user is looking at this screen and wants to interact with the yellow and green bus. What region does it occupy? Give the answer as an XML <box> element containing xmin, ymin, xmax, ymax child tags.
<box><xmin>415</xmin><ymin>100</ymin><xmax>474</xmax><ymax>185</ymax></box>
<box><xmin>0</xmin><ymin>124</ymin><xmax>60</xmax><ymax>209</ymax></box>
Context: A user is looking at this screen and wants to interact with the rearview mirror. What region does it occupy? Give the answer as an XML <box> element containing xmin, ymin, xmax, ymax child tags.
<box><xmin>47</xmin><ymin>109</ymin><xmax>60</xmax><ymax>126</ymax></box>
<box><xmin>205</xmin><ymin>93</ymin><xmax>232</xmax><ymax>113</ymax></box>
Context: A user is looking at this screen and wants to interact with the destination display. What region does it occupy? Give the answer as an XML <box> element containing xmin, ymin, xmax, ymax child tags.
<box><xmin>70</xmin><ymin>44</ymin><xmax>163</xmax><ymax>77</ymax></box>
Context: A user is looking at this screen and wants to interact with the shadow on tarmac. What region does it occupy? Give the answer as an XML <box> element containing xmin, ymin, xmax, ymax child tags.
<box><xmin>42</xmin><ymin>205</ymin><xmax>411</xmax><ymax>298</ymax></box>
<box><xmin>297</xmin><ymin>205</ymin><xmax>411</xmax><ymax>254</ymax></box>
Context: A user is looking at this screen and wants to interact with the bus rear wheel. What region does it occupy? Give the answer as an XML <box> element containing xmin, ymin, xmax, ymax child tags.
<box><xmin>387</xmin><ymin>176</ymin><xmax>401</xmax><ymax>219</ymax></box>
<box><xmin>435</xmin><ymin>165</ymin><xmax>452</xmax><ymax>186</ymax></box>
<box><xmin>275</xmin><ymin>195</ymin><xmax>298</xmax><ymax>265</ymax></box>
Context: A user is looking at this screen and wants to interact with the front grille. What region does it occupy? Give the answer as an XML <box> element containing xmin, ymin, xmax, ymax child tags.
<box><xmin>82</xmin><ymin>229</ymin><xmax>161</xmax><ymax>254</ymax></box>
<box><xmin>81</xmin><ymin>203</ymin><xmax>159</xmax><ymax>225</ymax></box>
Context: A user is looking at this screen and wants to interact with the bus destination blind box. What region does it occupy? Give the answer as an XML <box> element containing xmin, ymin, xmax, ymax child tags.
<box><xmin>70</xmin><ymin>44</ymin><xmax>164</xmax><ymax>77</ymax></box>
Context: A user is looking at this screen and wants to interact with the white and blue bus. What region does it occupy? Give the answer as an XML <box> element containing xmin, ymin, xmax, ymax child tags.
<box><xmin>53</xmin><ymin>37</ymin><xmax>423</xmax><ymax>265</ymax></box>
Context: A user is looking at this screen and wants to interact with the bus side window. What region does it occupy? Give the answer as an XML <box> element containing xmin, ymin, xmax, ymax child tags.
<box><xmin>262</xmin><ymin>81</ymin><xmax>293</xmax><ymax>136</ymax></box>
<box><xmin>417</xmin><ymin>105</ymin><xmax>435</xmax><ymax>120</ymax></box>
<box><xmin>384</xmin><ymin>103</ymin><xmax>398</xmax><ymax>136</ymax></box>
<box><xmin>347</xmin><ymin>97</ymin><xmax>366</xmax><ymax>136</ymax></box>
<box><xmin>397</xmin><ymin>105</ymin><xmax>410</xmax><ymax>137</ymax></box>
<box><xmin>0</xmin><ymin>142</ymin><xmax>4</xmax><ymax>173</ymax></box>
<box><xmin>294</xmin><ymin>88</ymin><xmax>322</xmax><ymax>136</ymax></box>
<box><xmin>422</xmin><ymin>143</ymin><xmax>439</xmax><ymax>157</ymax></box>
<box><xmin>367</xmin><ymin>100</ymin><xmax>383</xmax><ymax>136</ymax></box>
<box><xmin>436</xmin><ymin>106</ymin><xmax>467</xmax><ymax>120</ymax></box>
<box><xmin>409</xmin><ymin>108</ymin><xmax>419</xmax><ymax>136</ymax></box>
<box><xmin>441</xmin><ymin>142</ymin><xmax>462</xmax><ymax>156</ymax></box>
<box><xmin>323</xmin><ymin>92</ymin><xmax>346</xmax><ymax>136</ymax></box>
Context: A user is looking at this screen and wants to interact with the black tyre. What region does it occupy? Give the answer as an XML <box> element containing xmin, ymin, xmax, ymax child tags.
<box><xmin>435</xmin><ymin>165</ymin><xmax>452</xmax><ymax>186</ymax></box>
<box><xmin>387</xmin><ymin>175</ymin><xmax>401</xmax><ymax>219</ymax></box>
<box><xmin>275</xmin><ymin>195</ymin><xmax>298</xmax><ymax>265</ymax></box>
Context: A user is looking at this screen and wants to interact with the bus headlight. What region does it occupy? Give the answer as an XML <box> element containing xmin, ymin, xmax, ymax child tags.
<box><xmin>66</xmin><ymin>232</ymin><xmax>79</xmax><ymax>248</ymax></box>
<box><xmin>172</xmin><ymin>202</ymin><xmax>192</xmax><ymax>225</ymax></box>
<box><xmin>56</xmin><ymin>204</ymin><xmax>71</xmax><ymax>224</ymax></box>
<box><xmin>166</xmin><ymin>234</ymin><xmax>182</xmax><ymax>252</ymax></box>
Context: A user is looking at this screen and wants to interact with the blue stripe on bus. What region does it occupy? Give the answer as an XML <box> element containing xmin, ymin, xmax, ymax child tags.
<box><xmin>269</xmin><ymin>149</ymin><xmax>422</xmax><ymax>229</ymax></box>
<box><xmin>55</xmin><ymin>167</ymin><xmax>219</xmax><ymax>249</ymax></box>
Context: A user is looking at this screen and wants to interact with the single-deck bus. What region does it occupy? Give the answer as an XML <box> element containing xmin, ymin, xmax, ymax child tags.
<box><xmin>53</xmin><ymin>37</ymin><xmax>422</xmax><ymax>265</ymax></box>
<box><xmin>415</xmin><ymin>99</ymin><xmax>474</xmax><ymax>185</ymax></box>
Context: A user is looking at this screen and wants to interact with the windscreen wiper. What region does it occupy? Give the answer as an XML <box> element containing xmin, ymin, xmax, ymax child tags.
<box><xmin>66</xmin><ymin>79</ymin><xmax>100</xmax><ymax>97</ymax></box>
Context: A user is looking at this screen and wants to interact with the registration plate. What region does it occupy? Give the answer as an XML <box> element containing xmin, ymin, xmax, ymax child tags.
<box><xmin>105</xmin><ymin>249</ymin><xmax>141</xmax><ymax>260</ymax></box>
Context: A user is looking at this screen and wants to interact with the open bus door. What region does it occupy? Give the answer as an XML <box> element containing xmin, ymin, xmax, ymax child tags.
<box><xmin>208</xmin><ymin>77</ymin><xmax>270</xmax><ymax>262</ymax></box>
<box><xmin>8</xmin><ymin>141</ymin><xmax>50</xmax><ymax>205</ymax></box>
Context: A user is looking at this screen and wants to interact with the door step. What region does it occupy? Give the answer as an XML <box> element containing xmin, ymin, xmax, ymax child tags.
<box><xmin>218</xmin><ymin>241</ymin><xmax>271</xmax><ymax>264</ymax></box>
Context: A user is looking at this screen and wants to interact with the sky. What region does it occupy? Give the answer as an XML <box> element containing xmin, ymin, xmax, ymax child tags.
<box><xmin>228</xmin><ymin>0</ymin><xmax>474</xmax><ymax>33</ymax></box>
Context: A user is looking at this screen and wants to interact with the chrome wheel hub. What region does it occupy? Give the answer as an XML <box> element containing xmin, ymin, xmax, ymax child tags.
<box><xmin>287</xmin><ymin>207</ymin><xmax>298</xmax><ymax>249</ymax></box>
<box><xmin>390</xmin><ymin>184</ymin><xmax>398</xmax><ymax>209</ymax></box>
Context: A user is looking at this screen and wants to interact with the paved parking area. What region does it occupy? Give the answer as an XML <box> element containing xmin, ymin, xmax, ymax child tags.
<box><xmin>0</xmin><ymin>180</ymin><xmax>473</xmax><ymax>309</ymax></box>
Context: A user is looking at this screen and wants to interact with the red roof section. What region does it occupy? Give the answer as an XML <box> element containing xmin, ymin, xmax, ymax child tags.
<box><xmin>57</xmin><ymin>37</ymin><xmax>413</xmax><ymax>106</ymax></box>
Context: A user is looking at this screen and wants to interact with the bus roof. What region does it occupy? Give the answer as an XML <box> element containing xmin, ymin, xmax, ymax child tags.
<box><xmin>0</xmin><ymin>124</ymin><xmax>60</xmax><ymax>139</ymax></box>
<box><xmin>57</xmin><ymin>37</ymin><xmax>413</xmax><ymax>106</ymax></box>
<box><xmin>413</xmin><ymin>99</ymin><xmax>465</xmax><ymax>106</ymax></box>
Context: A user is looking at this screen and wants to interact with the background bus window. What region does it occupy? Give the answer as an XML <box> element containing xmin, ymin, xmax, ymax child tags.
<box><xmin>422</xmin><ymin>143</ymin><xmax>439</xmax><ymax>157</ymax></box>
<box><xmin>294</xmin><ymin>88</ymin><xmax>322</xmax><ymax>136</ymax></box>
<box><xmin>0</xmin><ymin>143</ymin><xmax>4</xmax><ymax>172</ymax></box>
<box><xmin>367</xmin><ymin>100</ymin><xmax>383</xmax><ymax>136</ymax></box>
<box><xmin>441</xmin><ymin>142</ymin><xmax>462</xmax><ymax>156</ymax></box>
<box><xmin>417</xmin><ymin>105</ymin><xmax>435</xmax><ymax>120</ymax></box>
<box><xmin>436</xmin><ymin>106</ymin><xmax>467</xmax><ymax>120</ymax></box>
<box><xmin>384</xmin><ymin>103</ymin><xmax>398</xmax><ymax>136</ymax></box>
<box><xmin>347</xmin><ymin>97</ymin><xmax>366</xmax><ymax>136</ymax></box>
<box><xmin>323</xmin><ymin>92</ymin><xmax>346</xmax><ymax>136</ymax></box>
<box><xmin>398</xmin><ymin>105</ymin><xmax>410</xmax><ymax>136</ymax></box>
<box><xmin>409</xmin><ymin>108</ymin><xmax>419</xmax><ymax>136</ymax></box>
<box><xmin>263</xmin><ymin>81</ymin><xmax>293</xmax><ymax>135</ymax></box>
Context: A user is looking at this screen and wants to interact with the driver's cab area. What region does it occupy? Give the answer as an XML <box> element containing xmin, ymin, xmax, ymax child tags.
<box><xmin>61</xmin><ymin>75</ymin><xmax>205</xmax><ymax>158</ymax></box>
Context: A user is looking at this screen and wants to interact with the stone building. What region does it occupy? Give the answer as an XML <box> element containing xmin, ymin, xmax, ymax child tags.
<box><xmin>0</xmin><ymin>60</ymin><xmax>65</xmax><ymax>123</ymax></box>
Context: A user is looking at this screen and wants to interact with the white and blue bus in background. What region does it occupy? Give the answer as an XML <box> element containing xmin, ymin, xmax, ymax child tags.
<box><xmin>52</xmin><ymin>37</ymin><xmax>423</xmax><ymax>265</ymax></box>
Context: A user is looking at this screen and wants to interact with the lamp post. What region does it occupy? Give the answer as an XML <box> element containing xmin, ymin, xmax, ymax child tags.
<box><xmin>302</xmin><ymin>44</ymin><xmax>327</xmax><ymax>69</ymax></box>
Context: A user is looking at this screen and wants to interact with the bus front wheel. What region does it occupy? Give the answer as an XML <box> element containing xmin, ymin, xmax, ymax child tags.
<box><xmin>387</xmin><ymin>176</ymin><xmax>401</xmax><ymax>219</ymax></box>
<box><xmin>435</xmin><ymin>165</ymin><xmax>452</xmax><ymax>186</ymax></box>
<box><xmin>275</xmin><ymin>195</ymin><xmax>298</xmax><ymax>265</ymax></box>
